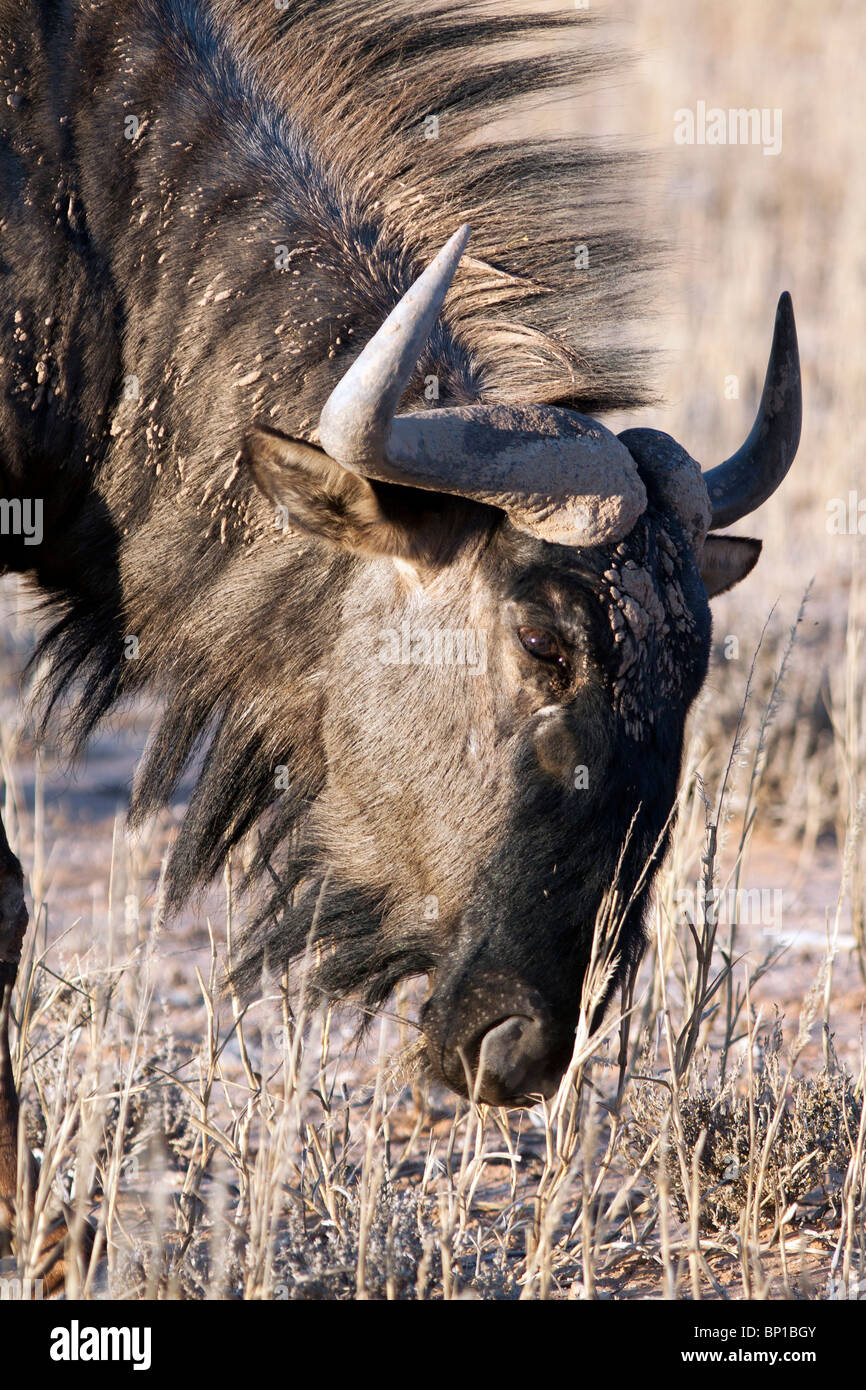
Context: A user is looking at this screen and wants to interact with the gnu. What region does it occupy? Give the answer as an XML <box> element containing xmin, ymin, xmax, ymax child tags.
<box><xmin>0</xmin><ymin>0</ymin><xmax>800</xmax><ymax>1288</ymax></box>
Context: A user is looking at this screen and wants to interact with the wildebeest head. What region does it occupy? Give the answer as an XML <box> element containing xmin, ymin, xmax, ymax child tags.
<box><xmin>244</xmin><ymin>228</ymin><xmax>801</xmax><ymax>1105</ymax></box>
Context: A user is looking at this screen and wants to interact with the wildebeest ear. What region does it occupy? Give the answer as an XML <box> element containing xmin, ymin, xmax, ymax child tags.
<box><xmin>244</xmin><ymin>426</ymin><xmax>415</xmax><ymax>558</ymax></box>
<box><xmin>699</xmin><ymin>535</ymin><xmax>762</xmax><ymax>597</ymax></box>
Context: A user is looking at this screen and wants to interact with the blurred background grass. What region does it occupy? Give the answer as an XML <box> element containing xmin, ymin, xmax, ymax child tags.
<box><xmin>588</xmin><ymin>1</ymin><xmax>862</xmax><ymax>607</ymax></box>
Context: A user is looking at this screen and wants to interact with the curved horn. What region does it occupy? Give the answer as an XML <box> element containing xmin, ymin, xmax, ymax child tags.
<box><xmin>318</xmin><ymin>227</ymin><xmax>646</xmax><ymax>547</ymax></box>
<box><xmin>703</xmin><ymin>292</ymin><xmax>802</xmax><ymax>530</ymax></box>
<box><xmin>318</xmin><ymin>224</ymin><xmax>472</xmax><ymax>471</ymax></box>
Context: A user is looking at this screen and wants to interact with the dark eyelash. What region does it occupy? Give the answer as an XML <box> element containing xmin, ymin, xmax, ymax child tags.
<box><xmin>518</xmin><ymin>627</ymin><xmax>568</xmax><ymax>667</ymax></box>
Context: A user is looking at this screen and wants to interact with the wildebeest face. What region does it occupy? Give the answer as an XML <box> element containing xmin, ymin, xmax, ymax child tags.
<box><xmin>332</xmin><ymin>507</ymin><xmax>725</xmax><ymax>1104</ymax></box>
<box><xmin>243</xmin><ymin>229</ymin><xmax>799</xmax><ymax>1106</ymax></box>
<box><xmin>247</xmin><ymin>433</ymin><xmax>757</xmax><ymax>1104</ymax></box>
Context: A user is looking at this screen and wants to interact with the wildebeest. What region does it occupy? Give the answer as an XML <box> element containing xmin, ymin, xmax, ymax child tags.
<box><xmin>0</xmin><ymin>0</ymin><xmax>800</xmax><ymax>1284</ymax></box>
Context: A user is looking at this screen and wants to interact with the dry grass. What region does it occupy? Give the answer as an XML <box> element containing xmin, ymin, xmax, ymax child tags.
<box><xmin>1</xmin><ymin>567</ymin><xmax>863</xmax><ymax>1300</ymax></box>
<box><xmin>1</xmin><ymin>0</ymin><xmax>864</xmax><ymax>1300</ymax></box>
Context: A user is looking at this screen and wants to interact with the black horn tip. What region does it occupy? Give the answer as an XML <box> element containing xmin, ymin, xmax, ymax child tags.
<box><xmin>770</xmin><ymin>289</ymin><xmax>802</xmax><ymax>446</ymax></box>
<box><xmin>704</xmin><ymin>291</ymin><xmax>803</xmax><ymax>531</ymax></box>
<box><xmin>774</xmin><ymin>290</ymin><xmax>798</xmax><ymax>358</ymax></box>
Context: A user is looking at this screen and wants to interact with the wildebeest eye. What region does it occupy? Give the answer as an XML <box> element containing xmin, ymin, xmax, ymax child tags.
<box><xmin>518</xmin><ymin>626</ymin><xmax>566</xmax><ymax>665</ymax></box>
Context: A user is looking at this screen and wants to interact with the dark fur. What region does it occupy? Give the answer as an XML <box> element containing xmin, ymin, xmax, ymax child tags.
<box><xmin>0</xmin><ymin>2</ymin><xmax>702</xmax><ymax>1080</ymax></box>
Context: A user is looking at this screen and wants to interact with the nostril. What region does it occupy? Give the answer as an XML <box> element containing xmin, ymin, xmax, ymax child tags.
<box><xmin>477</xmin><ymin>1015</ymin><xmax>547</xmax><ymax>1103</ymax></box>
<box><xmin>443</xmin><ymin>1013</ymin><xmax>555</xmax><ymax>1106</ymax></box>
<box><xmin>425</xmin><ymin>975</ymin><xmax>571</xmax><ymax>1106</ymax></box>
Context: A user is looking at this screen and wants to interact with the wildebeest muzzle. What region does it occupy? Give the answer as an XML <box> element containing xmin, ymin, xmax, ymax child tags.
<box><xmin>421</xmin><ymin>969</ymin><xmax>576</xmax><ymax>1106</ymax></box>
